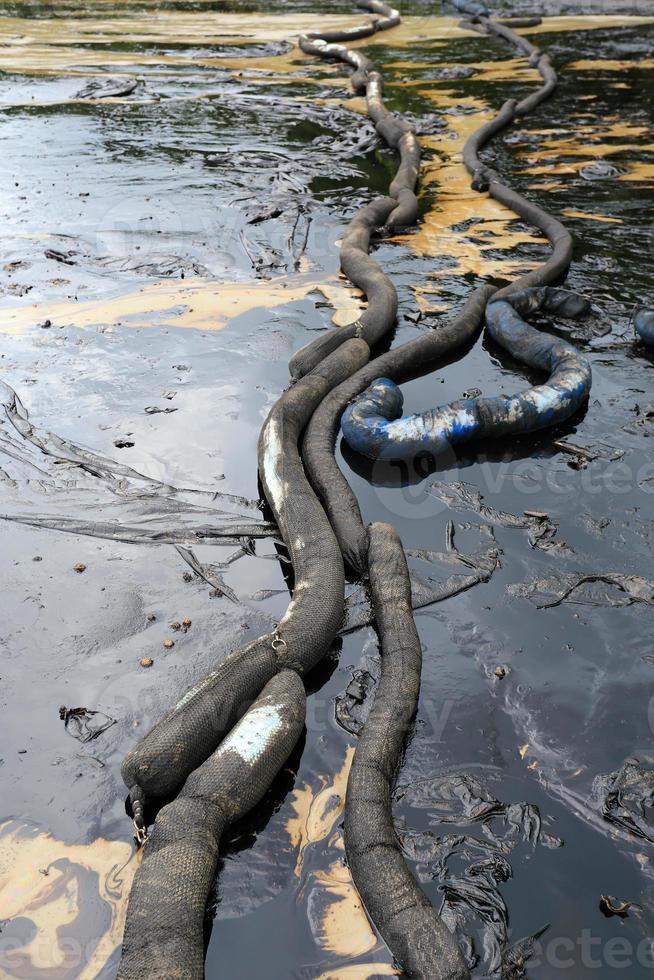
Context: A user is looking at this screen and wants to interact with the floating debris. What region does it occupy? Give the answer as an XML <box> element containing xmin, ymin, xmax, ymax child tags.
<box><xmin>501</xmin><ymin>924</ymin><xmax>550</xmax><ymax>978</ymax></box>
<box><xmin>515</xmin><ymin>572</ymin><xmax>654</xmax><ymax>609</ymax></box>
<box><xmin>595</xmin><ymin>759</ymin><xmax>654</xmax><ymax>843</ymax></box>
<box><xmin>429</xmin><ymin>481</ymin><xmax>569</xmax><ymax>553</ymax></box>
<box><xmin>76</xmin><ymin>76</ymin><xmax>140</xmax><ymax>99</ymax></box>
<box><xmin>580</xmin><ymin>160</ymin><xmax>623</xmax><ymax>180</ymax></box>
<box><xmin>59</xmin><ymin>705</ymin><xmax>116</xmax><ymax>742</ymax></box>
<box><xmin>335</xmin><ymin>669</ymin><xmax>375</xmax><ymax>734</ymax></box>
<box><xmin>396</xmin><ymin>769</ymin><xmax>554</xmax><ymax>973</ymax></box>
<box><xmin>341</xmin><ymin>534</ymin><xmax>499</xmax><ymax>633</ymax></box>
<box><xmin>599</xmin><ymin>894</ymin><xmax>640</xmax><ymax>918</ymax></box>
<box><xmin>174</xmin><ymin>545</ymin><xmax>239</xmax><ymax>602</ymax></box>
<box><xmin>552</xmin><ymin>438</ymin><xmax>624</xmax><ymax>465</ymax></box>
<box><xmin>44</xmin><ymin>247</ymin><xmax>77</xmax><ymax>265</ymax></box>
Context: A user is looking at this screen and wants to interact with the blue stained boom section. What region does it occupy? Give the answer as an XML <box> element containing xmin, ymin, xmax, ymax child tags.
<box><xmin>448</xmin><ymin>0</ymin><xmax>491</xmax><ymax>16</ymax></box>
<box><xmin>341</xmin><ymin>287</ymin><xmax>593</xmax><ymax>461</ymax></box>
<box><xmin>635</xmin><ymin>308</ymin><xmax>654</xmax><ymax>346</ymax></box>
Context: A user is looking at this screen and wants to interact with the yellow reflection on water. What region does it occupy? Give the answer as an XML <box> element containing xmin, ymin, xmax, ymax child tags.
<box><xmin>286</xmin><ymin>747</ymin><xmax>400</xmax><ymax>977</ymax></box>
<box><xmin>0</xmin><ymin>820</ymin><xmax>138</xmax><ymax>979</ymax></box>
<box><xmin>0</xmin><ymin>275</ymin><xmax>363</xmax><ymax>334</ymax></box>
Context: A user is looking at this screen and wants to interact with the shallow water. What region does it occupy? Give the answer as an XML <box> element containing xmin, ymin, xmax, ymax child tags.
<box><xmin>1</xmin><ymin>2</ymin><xmax>653</xmax><ymax>978</ymax></box>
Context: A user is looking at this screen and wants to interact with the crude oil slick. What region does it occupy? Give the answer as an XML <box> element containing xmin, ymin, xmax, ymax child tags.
<box><xmin>1</xmin><ymin>0</ymin><xmax>654</xmax><ymax>977</ymax></box>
